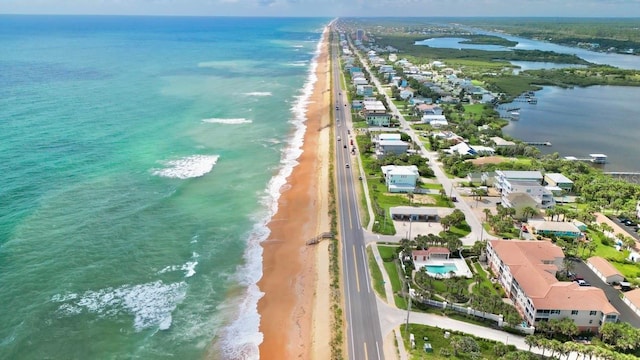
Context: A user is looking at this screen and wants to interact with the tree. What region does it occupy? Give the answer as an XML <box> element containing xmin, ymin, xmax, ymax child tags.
<box><xmin>521</xmin><ymin>206</ymin><xmax>537</xmax><ymax>222</ymax></box>
<box><xmin>524</xmin><ymin>334</ymin><xmax>540</xmax><ymax>352</ymax></box>
<box><xmin>483</xmin><ymin>208</ymin><xmax>492</xmax><ymax>222</ymax></box>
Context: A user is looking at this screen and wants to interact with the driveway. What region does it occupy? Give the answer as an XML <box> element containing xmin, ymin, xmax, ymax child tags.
<box><xmin>570</xmin><ymin>258</ymin><xmax>640</xmax><ymax>327</ymax></box>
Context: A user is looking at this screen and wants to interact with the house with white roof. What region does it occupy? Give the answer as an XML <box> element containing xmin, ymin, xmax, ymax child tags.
<box><xmin>363</xmin><ymin>100</ymin><xmax>391</xmax><ymax>127</ymax></box>
<box><xmin>381</xmin><ymin>165</ymin><xmax>420</xmax><ymax>193</ymax></box>
<box><xmin>376</xmin><ymin>133</ymin><xmax>401</xmax><ymax>142</ymax></box>
<box><xmin>444</xmin><ymin>143</ymin><xmax>495</xmax><ymax>157</ymax></box>
<box><xmin>544</xmin><ymin>173</ymin><xmax>573</xmax><ymax>193</ymax></box>
<box><xmin>490</xmin><ymin>136</ymin><xmax>516</xmax><ymax>147</ymax></box>
<box><xmin>421</xmin><ymin>114</ymin><xmax>448</xmax><ymax>127</ymax></box>
<box><xmin>377</xmin><ymin>140</ymin><xmax>410</xmax><ymax>157</ymax></box>
<box><xmin>486</xmin><ymin>240</ymin><xmax>619</xmax><ymax>332</ymax></box>
<box><xmin>500</xmin><ymin>180</ymin><xmax>555</xmax><ymax>209</ymax></box>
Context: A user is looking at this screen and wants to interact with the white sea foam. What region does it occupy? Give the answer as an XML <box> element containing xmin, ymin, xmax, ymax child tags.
<box><xmin>243</xmin><ymin>92</ymin><xmax>272</xmax><ymax>97</ymax></box>
<box><xmin>152</xmin><ymin>155</ymin><xmax>219</xmax><ymax>179</ymax></box>
<box><xmin>202</xmin><ymin>118</ymin><xmax>253</xmax><ymax>125</ymax></box>
<box><xmin>52</xmin><ymin>281</ymin><xmax>187</xmax><ymax>331</ymax></box>
<box><xmin>286</xmin><ymin>60</ymin><xmax>308</xmax><ymax>67</ymax></box>
<box><xmin>158</xmin><ymin>252</ymin><xmax>200</xmax><ymax>278</ymax></box>
<box><xmin>216</xmin><ymin>25</ymin><xmax>326</xmax><ymax>360</ymax></box>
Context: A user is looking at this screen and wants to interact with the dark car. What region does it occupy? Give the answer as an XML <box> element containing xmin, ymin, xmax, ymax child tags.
<box><xmin>451</xmin><ymin>197</ymin><xmax>458</xmax><ymax>202</ymax></box>
<box><xmin>624</xmin><ymin>220</ymin><xmax>637</xmax><ymax>227</ymax></box>
<box><xmin>343</xmin><ymin>144</ymin><xmax>347</xmax><ymax>148</ymax></box>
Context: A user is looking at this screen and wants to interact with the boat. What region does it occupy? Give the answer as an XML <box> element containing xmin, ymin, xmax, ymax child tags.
<box><xmin>509</xmin><ymin>111</ymin><xmax>520</xmax><ymax>120</ymax></box>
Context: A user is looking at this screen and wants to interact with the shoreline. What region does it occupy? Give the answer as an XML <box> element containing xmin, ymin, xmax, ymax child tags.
<box><xmin>257</xmin><ymin>26</ymin><xmax>332</xmax><ymax>360</ymax></box>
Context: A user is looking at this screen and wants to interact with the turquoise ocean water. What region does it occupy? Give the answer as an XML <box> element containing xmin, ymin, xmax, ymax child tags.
<box><xmin>0</xmin><ymin>15</ymin><xmax>328</xmax><ymax>359</ymax></box>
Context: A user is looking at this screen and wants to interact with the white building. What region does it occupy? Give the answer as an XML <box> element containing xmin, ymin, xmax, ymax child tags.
<box><xmin>500</xmin><ymin>180</ymin><xmax>555</xmax><ymax>209</ymax></box>
<box><xmin>381</xmin><ymin>165</ymin><xmax>420</xmax><ymax>193</ymax></box>
<box><xmin>486</xmin><ymin>240</ymin><xmax>619</xmax><ymax>332</ymax></box>
<box><xmin>587</xmin><ymin>256</ymin><xmax>625</xmax><ymax>285</ymax></box>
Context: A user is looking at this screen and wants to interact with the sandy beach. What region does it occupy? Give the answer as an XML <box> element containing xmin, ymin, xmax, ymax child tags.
<box><xmin>257</xmin><ymin>28</ymin><xmax>332</xmax><ymax>359</ymax></box>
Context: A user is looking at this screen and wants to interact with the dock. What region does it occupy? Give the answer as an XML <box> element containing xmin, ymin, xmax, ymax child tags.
<box><xmin>564</xmin><ymin>153</ymin><xmax>607</xmax><ymax>164</ymax></box>
<box><xmin>524</xmin><ymin>141</ymin><xmax>552</xmax><ymax>146</ymax></box>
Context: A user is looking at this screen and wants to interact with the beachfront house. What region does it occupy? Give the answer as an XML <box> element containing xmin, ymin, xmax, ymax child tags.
<box><xmin>356</xmin><ymin>84</ymin><xmax>374</xmax><ymax>97</ymax></box>
<box><xmin>363</xmin><ymin>100</ymin><xmax>391</xmax><ymax>127</ymax></box>
<box><xmin>486</xmin><ymin>240</ymin><xmax>619</xmax><ymax>332</ymax></box>
<box><xmin>377</xmin><ymin>139</ymin><xmax>410</xmax><ymax>157</ymax></box>
<box><xmin>380</xmin><ymin>165</ymin><xmax>419</xmax><ymax>193</ymax></box>
<box><xmin>490</xmin><ymin>136</ymin><xmax>516</xmax><ymax>147</ymax></box>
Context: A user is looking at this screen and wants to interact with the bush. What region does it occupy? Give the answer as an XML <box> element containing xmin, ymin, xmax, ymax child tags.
<box><xmin>601</xmin><ymin>237</ymin><xmax>611</xmax><ymax>246</ymax></box>
<box><xmin>439</xmin><ymin>348</ymin><xmax>451</xmax><ymax>357</ymax></box>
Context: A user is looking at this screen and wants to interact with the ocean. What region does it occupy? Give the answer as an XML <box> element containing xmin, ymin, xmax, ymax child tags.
<box><xmin>0</xmin><ymin>15</ymin><xmax>328</xmax><ymax>359</ymax></box>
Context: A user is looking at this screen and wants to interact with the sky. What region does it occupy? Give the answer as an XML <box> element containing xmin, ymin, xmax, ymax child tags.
<box><xmin>1</xmin><ymin>0</ymin><xmax>640</xmax><ymax>17</ymax></box>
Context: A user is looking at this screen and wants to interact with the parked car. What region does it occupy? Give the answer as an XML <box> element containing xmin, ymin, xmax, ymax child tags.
<box><xmin>624</xmin><ymin>220</ymin><xmax>637</xmax><ymax>227</ymax></box>
<box><xmin>576</xmin><ymin>279</ymin><xmax>590</xmax><ymax>286</ymax></box>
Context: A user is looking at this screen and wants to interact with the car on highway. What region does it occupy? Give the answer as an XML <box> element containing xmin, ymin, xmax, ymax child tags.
<box><xmin>343</xmin><ymin>144</ymin><xmax>347</xmax><ymax>148</ymax></box>
<box><xmin>345</xmin><ymin>163</ymin><xmax>350</xmax><ymax>168</ymax></box>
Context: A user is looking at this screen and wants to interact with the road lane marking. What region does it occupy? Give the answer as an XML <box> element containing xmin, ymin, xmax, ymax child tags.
<box><xmin>345</xmin><ymin>174</ymin><xmax>353</xmax><ymax>229</ymax></box>
<box><xmin>352</xmin><ymin>245</ymin><xmax>360</xmax><ymax>293</ymax></box>
<box><xmin>361</xmin><ymin>246</ymin><xmax>371</xmax><ymax>293</ymax></box>
<box><xmin>364</xmin><ymin>342</ymin><xmax>369</xmax><ymax>360</ymax></box>
<box><xmin>376</xmin><ymin>341</ymin><xmax>381</xmax><ymax>360</ymax></box>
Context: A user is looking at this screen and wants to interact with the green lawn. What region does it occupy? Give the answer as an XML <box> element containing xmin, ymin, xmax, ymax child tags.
<box><xmin>447</xmin><ymin>222</ymin><xmax>472</xmax><ymax>238</ymax></box>
<box><xmin>400</xmin><ymin>323</ymin><xmax>515</xmax><ymax>359</ymax></box>
<box><xmin>419</xmin><ymin>183</ymin><xmax>444</xmax><ymax>190</ymax></box>
<box><xmin>367</xmin><ymin>246</ymin><xmax>386</xmax><ymax>299</ymax></box>
<box><xmin>462</xmin><ymin>103</ymin><xmax>485</xmax><ymax>117</ymax></box>
<box><xmin>378</xmin><ymin>245</ymin><xmax>409</xmax><ymax>308</ymax></box>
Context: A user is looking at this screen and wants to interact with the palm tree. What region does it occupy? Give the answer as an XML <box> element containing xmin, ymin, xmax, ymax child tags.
<box><xmin>524</xmin><ymin>335</ymin><xmax>539</xmax><ymax>352</ymax></box>
<box><xmin>483</xmin><ymin>208</ymin><xmax>492</xmax><ymax>222</ymax></box>
<box><xmin>522</xmin><ymin>206</ymin><xmax>537</xmax><ymax>222</ymax></box>
<box><xmin>600</xmin><ymin>223</ymin><xmax>613</xmax><ymax>236</ymax></box>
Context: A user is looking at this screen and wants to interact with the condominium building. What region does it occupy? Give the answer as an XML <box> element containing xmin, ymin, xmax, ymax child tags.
<box><xmin>486</xmin><ymin>240</ymin><xmax>619</xmax><ymax>332</ymax></box>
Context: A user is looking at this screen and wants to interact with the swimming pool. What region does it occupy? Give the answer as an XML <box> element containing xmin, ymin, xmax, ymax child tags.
<box><xmin>425</xmin><ymin>263</ymin><xmax>458</xmax><ymax>274</ymax></box>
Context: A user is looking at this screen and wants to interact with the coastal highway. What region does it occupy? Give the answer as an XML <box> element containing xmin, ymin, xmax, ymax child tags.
<box><xmin>331</xmin><ymin>31</ymin><xmax>385</xmax><ymax>360</ymax></box>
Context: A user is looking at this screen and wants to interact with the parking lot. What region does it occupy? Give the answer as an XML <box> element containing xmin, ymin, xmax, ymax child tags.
<box><xmin>570</xmin><ymin>258</ymin><xmax>640</xmax><ymax>327</ymax></box>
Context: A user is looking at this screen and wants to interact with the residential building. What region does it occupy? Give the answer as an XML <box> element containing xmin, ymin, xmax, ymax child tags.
<box><xmin>356</xmin><ymin>84</ymin><xmax>374</xmax><ymax>97</ymax></box>
<box><xmin>490</xmin><ymin>136</ymin><xmax>516</xmax><ymax>147</ymax></box>
<box><xmin>412</xmin><ymin>247</ymin><xmax>451</xmax><ymax>269</ymax></box>
<box><xmin>503</xmin><ymin>193</ymin><xmax>539</xmax><ymax>219</ymax></box>
<box><xmin>527</xmin><ymin>220</ymin><xmax>582</xmax><ymax>239</ymax></box>
<box><xmin>377</xmin><ymin>139</ymin><xmax>409</xmax><ymax>156</ymax></box>
<box><xmin>587</xmin><ymin>257</ymin><xmax>625</xmax><ymax>285</ymax></box>
<box><xmin>421</xmin><ymin>114</ymin><xmax>447</xmax><ymax>127</ymax></box>
<box><xmin>486</xmin><ymin>240</ymin><xmax>619</xmax><ymax>332</ymax></box>
<box><xmin>380</xmin><ymin>165</ymin><xmax>419</xmax><ymax>193</ymax></box>
<box><xmin>500</xmin><ymin>180</ymin><xmax>555</xmax><ymax>209</ymax></box>
<box><xmin>363</xmin><ymin>100</ymin><xmax>391</xmax><ymax>127</ymax></box>
<box><xmin>544</xmin><ymin>173</ymin><xmax>574</xmax><ymax>193</ymax></box>
<box><xmin>445</xmin><ymin>142</ymin><xmax>495</xmax><ymax>157</ymax></box>
<box><xmin>622</xmin><ymin>289</ymin><xmax>640</xmax><ymax>317</ymax></box>
<box><xmin>376</xmin><ymin>133</ymin><xmax>401</xmax><ymax>142</ymax></box>
<box><xmin>495</xmin><ymin>170</ymin><xmax>543</xmax><ymax>187</ymax></box>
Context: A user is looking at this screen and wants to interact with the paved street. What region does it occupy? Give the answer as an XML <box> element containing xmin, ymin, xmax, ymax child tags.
<box><xmin>570</xmin><ymin>259</ymin><xmax>640</xmax><ymax>327</ymax></box>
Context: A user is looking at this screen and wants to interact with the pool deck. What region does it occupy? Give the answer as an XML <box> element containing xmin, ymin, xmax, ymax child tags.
<box><xmin>421</xmin><ymin>259</ymin><xmax>473</xmax><ymax>278</ymax></box>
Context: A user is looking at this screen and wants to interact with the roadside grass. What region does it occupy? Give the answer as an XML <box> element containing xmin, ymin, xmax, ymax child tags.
<box><xmin>400</xmin><ymin>323</ymin><xmax>512</xmax><ymax>360</ymax></box>
<box><xmin>378</xmin><ymin>245</ymin><xmax>409</xmax><ymax>308</ymax></box>
<box><xmin>367</xmin><ymin>246</ymin><xmax>386</xmax><ymax>299</ymax></box>
<box><xmin>582</xmin><ymin>229</ymin><xmax>640</xmax><ymax>279</ymax></box>
<box><xmin>447</xmin><ymin>222</ymin><xmax>472</xmax><ymax>238</ymax></box>
<box><xmin>420</xmin><ymin>183</ymin><xmax>444</xmax><ymax>190</ymax></box>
